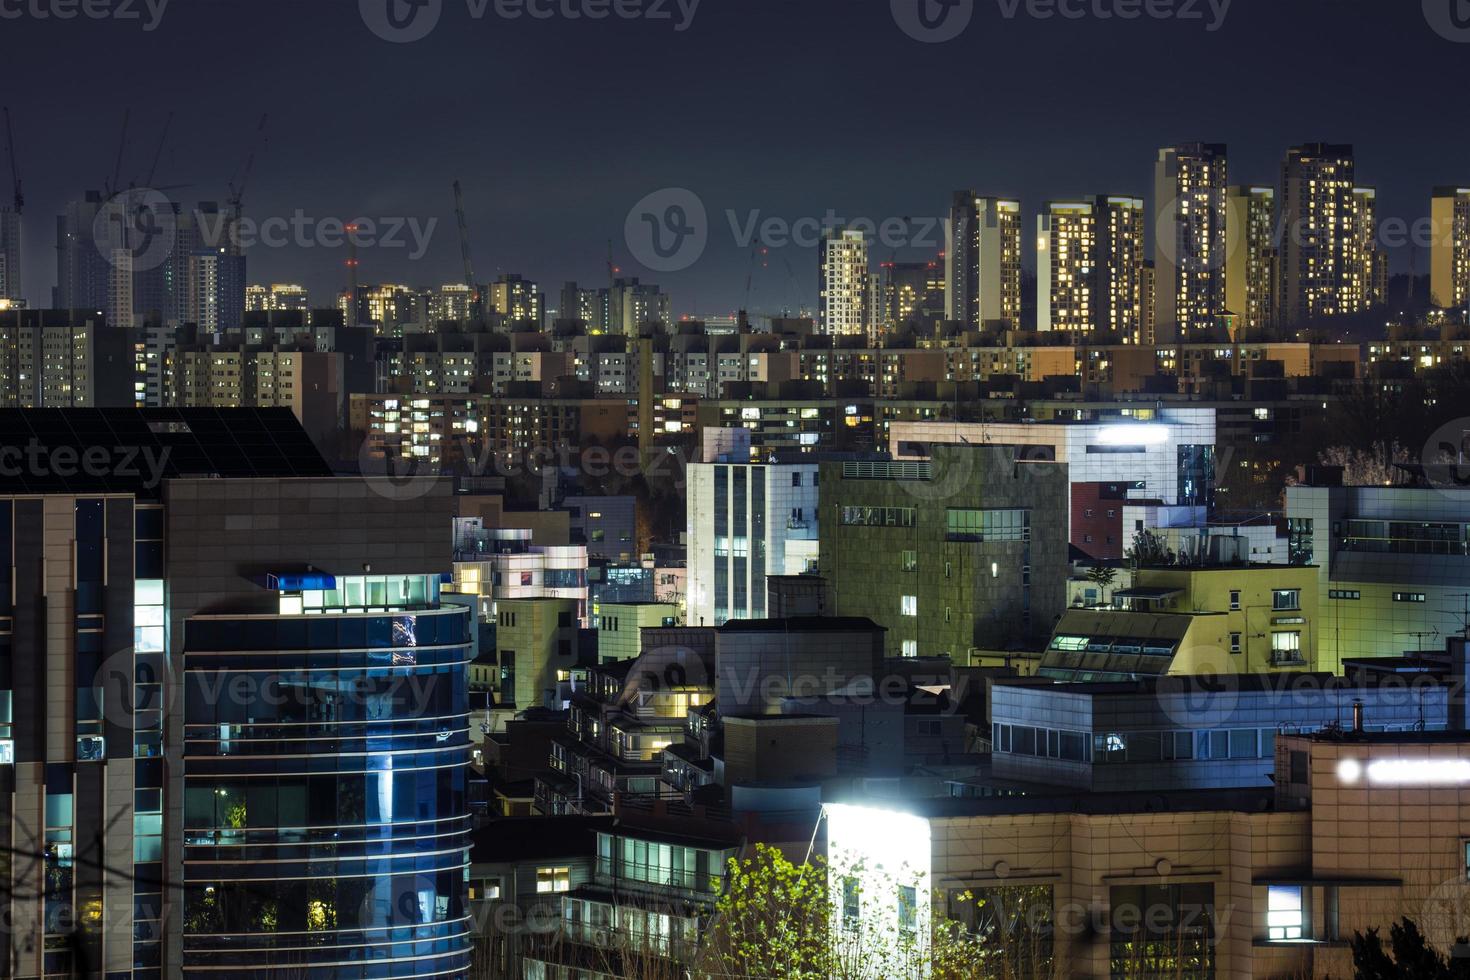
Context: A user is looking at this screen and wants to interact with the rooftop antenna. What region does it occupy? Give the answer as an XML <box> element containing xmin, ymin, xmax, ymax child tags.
<box><xmin>452</xmin><ymin>180</ymin><xmax>480</xmax><ymax>320</ymax></box>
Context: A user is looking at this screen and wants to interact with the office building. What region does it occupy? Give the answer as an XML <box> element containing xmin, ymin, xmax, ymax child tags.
<box><xmin>1225</xmin><ymin>185</ymin><xmax>1279</xmax><ymax>334</ymax></box>
<box><xmin>1431</xmin><ymin>186</ymin><xmax>1470</xmax><ymax>312</ymax></box>
<box><xmin>0</xmin><ymin>407</ymin><xmax>472</xmax><ymax>978</ymax></box>
<box><xmin>989</xmin><ymin>670</ymin><xmax>1449</xmax><ymax>793</ymax></box>
<box><xmin>1280</xmin><ymin>143</ymin><xmax>1359</xmax><ymax>325</ymax></box>
<box><xmin>946</xmin><ymin>193</ymin><xmax>1022</xmax><ymax>329</ymax></box>
<box><xmin>889</xmin><ymin>408</ymin><xmax>1218</xmax><ymax>559</ymax></box>
<box><xmin>596</xmin><ymin>601</ymin><xmax>680</xmax><ymax>663</ymax></box>
<box><xmin>1286</xmin><ymin>478</ymin><xmax>1470</xmax><ymax>661</ymax></box>
<box><xmin>686</xmin><ymin>430</ymin><xmax>820</xmax><ymax>626</ymax></box>
<box><xmin>819</xmin><ymin>447</ymin><xmax>1069</xmax><ymax>657</ymax></box>
<box><xmin>1154</xmin><ymin>143</ymin><xmax>1228</xmax><ymax>340</ymax></box>
<box><xmin>828</xmin><ymin>723</ymin><xmax>1470</xmax><ymax>978</ymax></box>
<box><xmin>1040</xmin><ymin>562</ymin><xmax>1323</xmax><ymax>679</ymax></box>
<box><xmin>819</xmin><ymin>227</ymin><xmax>870</xmax><ymax>337</ymax></box>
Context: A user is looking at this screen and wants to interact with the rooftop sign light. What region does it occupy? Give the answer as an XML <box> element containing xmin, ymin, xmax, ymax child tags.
<box><xmin>1337</xmin><ymin>758</ymin><xmax>1470</xmax><ymax>786</ymax></box>
<box><xmin>1096</xmin><ymin>424</ymin><xmax>1170</xmax><ymax>446</ymax></box>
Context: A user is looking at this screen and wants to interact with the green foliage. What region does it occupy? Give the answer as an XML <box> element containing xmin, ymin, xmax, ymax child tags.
<box><xmin>1351</xmin><ymin>918</ymin><xmax>1470</xmax><ymax>979</ymax></box>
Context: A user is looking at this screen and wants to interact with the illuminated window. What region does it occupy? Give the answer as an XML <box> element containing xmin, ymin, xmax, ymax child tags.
<box><xmin>1272</xmin><ymin>590</ymin><xmax>1301</xmax><ymax>611</ymax></box>
<box><xmin>536</xmin><ymin>867</ymin><xmax>571</xmax><ymax>893</ymax></box>
<box><xmin>1267</xmin><ymin>885</ymin><xmax>1305</xmax><ymax>941</ymax></box>
<box><xmin>901</xmin><ymin>596</ymin><xmax>917</xmax><ymax>617</ymax></box>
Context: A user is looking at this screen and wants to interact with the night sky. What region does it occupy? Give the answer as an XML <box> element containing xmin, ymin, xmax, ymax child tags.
<box><xmin>2</xmin><ymin>0</ymin><xmax>1465</xmax><ymax>317</ymax></box>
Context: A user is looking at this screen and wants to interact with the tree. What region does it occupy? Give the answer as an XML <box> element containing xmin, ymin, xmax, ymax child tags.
<box><xmin>1351</xmin><ymin>918</ymin><xmax>1470</xmax><ymax>979</ymax></box>
<box><xmin>1085</xmin><ymin>565</ymin><xmax>1118</xmax><ymax>601</ymax></box>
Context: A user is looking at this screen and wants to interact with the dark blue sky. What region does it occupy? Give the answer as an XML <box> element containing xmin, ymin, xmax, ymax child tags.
<box><xmin>2</xmin><ymin>0</ymin><xmax>1465</xmax><ymax>317</ymax></box>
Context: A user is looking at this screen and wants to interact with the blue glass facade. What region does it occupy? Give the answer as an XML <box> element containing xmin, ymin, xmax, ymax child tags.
<box><xmin>180</xmin><ymin>606</ymin><xmax>473</xmax><ymax>978</ymax></box>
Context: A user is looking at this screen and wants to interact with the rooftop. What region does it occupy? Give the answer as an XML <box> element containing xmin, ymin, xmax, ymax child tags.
<box><xmin>0</xmin><ymin>407</ymin><xmax>331</xmax><ymax>495</ymax></box>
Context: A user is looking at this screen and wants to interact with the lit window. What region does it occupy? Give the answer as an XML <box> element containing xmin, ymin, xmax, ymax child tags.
<box><xmin>901</xmin><ymin>640</ymin><xmax>917</xmax><ymax>657</ymax></box>
<box><xmin>901</xmin><ymin>596</ymin><xmax>917</xmax><ymax>617</ymax></box>
<box><xmin>1272</xmin><ymin>589</ymin><xmax>1301</xmax><ymax>611</ymax></box>
<box><xmin>536</xmin><ymin>867</ymin><xmax>571</xmax><ymax>893</ymax></box>
<box><xmin>1267</xmin><ymin>885</ymin><xmax>1305</xmax><ymax>941</ymax></box>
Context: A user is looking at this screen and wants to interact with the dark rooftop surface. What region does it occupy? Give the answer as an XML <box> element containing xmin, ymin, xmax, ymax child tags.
<box><xmin>825</xmin><ymin>786</ymin><xmax>1279</xmax><ymax>821</ymax></box>
<box><xmin>994</xmin><ymin>671</ymin><xmax>1446</xmax><ymax>696</ymax></box>
<box><xmin>0</xmin><ymin>408</ymin><xmax>331</xmax><ymax>495</ymax></box>
<box><xmin>718</xmin><ymin>616</ymin><xmax>884</xmax><ymax>633</ymax></box>
<box><xmin>470</xmin><ymin>816</ymin><xmax>617</xmax><ymax>863</ymax></box>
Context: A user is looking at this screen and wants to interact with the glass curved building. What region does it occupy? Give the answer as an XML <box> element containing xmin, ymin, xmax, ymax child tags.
<box><xmin>179</xmin><ymin>591</ymin><xmax>473</xmax><ymax>978</ymax></box>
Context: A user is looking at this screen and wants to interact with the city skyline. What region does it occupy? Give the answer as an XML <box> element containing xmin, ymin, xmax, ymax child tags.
<box><xmin>0</xmin><ymin>0</ymin><xmax>1466</xmax><ymax>315</ymax></box>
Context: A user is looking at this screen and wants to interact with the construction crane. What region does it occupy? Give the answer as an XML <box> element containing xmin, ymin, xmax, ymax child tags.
<box><xmin>451</xmin><ymin>180</ymin><xmax>481</xmax><ymax>320</ymax></box>
<box><xmin>2</xmin><ymin>106</ymin><xmax>21</xmax><ymax>214</ymax></box>
<box><xmin>140</xmin><ymin>111</ymin><xmax>173</xmax><ymax>190</ymax></box>
<box><xmin>104</xmin><ymin>109</ymin><xmax>130</xmax><ymax>199</ymax></box>
<box><xmin>227</xmin><ymin>114</ymin><xmax>269</xmax><ymax>251</ymax></box>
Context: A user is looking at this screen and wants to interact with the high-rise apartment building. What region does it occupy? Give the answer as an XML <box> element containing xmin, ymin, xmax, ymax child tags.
<box><xmin>1432</xmin><ymin>186</ymin><xmax>1470</xmax><ymax>312</ymax></box>
<box><xmin>603</xmin><ymin>277</ymin><xmax>671</xmax><ymax>337</ymax></box>
<box><xmin>1154</xmin><ymin>143</ymin><xmax>1228</xmax><ymax>340</ymax></box>
<box><xmin>877</xmin><ymin>259</ymin><xmax>944</xmax><ymax>334</ymax></box>
<box><xmin>1037</xmin><ymin>201</ymin><xmax>1096</xmax><ymax>333</ymax></box>
<box><xmin>245</xmin><ymin>283</ymin><xmax>309</xmax><ymax>313</ymax></box>
<box><xmin>489</xmin><ymin>273</ymin><xmax>544</xmax><ymax>328</ymax></box>
<box><xmin>1038</xmin><ymin>197</ymin><xmax>1144</xmax><ymax>340</ymax></box>
<box><xmin>0</xmin><ymin>206</ymin><xmax>21</xmax><ymax>302</ymax></box>
<box><xmin>1225</xmin><ymin>185</ymin><xmax>1279</xmax><ymax>333</ymax></box>
<box><xmin>1352</xmin><ymin>186</ymin><xmax>1386</xmax><ymax>308</ymax></box>
<box><xmin>429</xmin><ymin>282</ymin><xmax>475</xmax><ymax>322</ymax></box>
<box><xmin>946</xmin><ymin>193</ymin><xmax>1022</xmax><ymax>329</ymax></box>
<box><xmin>818</xmin><ymin>227</ymin><xmax>869</xmax><ymax>337</ymax></box>
<box><xmin>1279</xmin><ymin>143</ymin><xmax>1358</xmax><ymax>325</ymax></box>
<box><xmin>0</xmin><ymin>309</ymin><xmax>133</xmax><ymax>406</ymax></box>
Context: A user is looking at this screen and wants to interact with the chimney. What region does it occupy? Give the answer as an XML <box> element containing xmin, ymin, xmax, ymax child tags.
<box><xmin>1352</xmin><ymin>700</ymin><xmax>1365</xmax><ymax>734</ymax></box>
